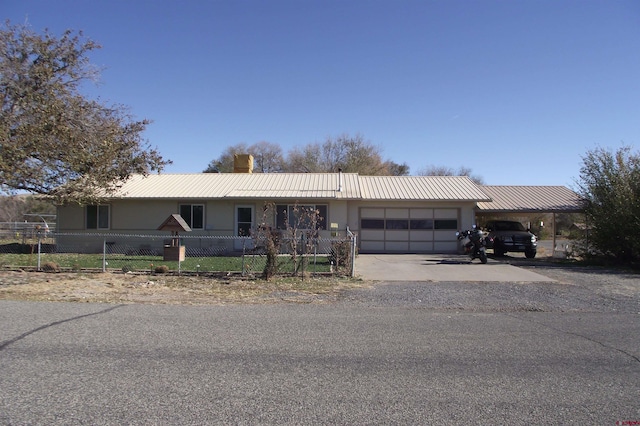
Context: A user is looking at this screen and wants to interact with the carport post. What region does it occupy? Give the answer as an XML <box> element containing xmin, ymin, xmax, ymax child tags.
<box><xmin>552</xmin><ymin>213</ymin><xmax>557</xmax><ymax>254</ymax></box>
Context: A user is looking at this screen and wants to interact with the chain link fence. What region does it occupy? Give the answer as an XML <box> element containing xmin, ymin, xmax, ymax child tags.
<box><xmin>0</xmin><ymin>231</ymin><xmax>357</xmax><ymax>278</ymax></box>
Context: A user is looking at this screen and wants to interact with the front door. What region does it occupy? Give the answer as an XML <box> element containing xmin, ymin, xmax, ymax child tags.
<box><xmin>235</xmin><ymin>205</ymin><xmax>254</xmax><ymax>250</ymax></box>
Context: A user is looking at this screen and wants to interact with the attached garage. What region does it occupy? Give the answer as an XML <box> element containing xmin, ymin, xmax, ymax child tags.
<box><xmin>353</xmin><ymin>175</ymin><xmax>492</xmax><ymax>254</ymax></box>
<box><xmin>359</xmin><ymin>207</ymin><xmax>460</xmax><ymax>253</ymax></box>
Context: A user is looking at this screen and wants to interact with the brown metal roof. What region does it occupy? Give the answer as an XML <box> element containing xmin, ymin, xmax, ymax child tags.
<box><xmin>477</xmin><ymin>185</ymin><xmax>583</xmax><ymax>213</ymax></box>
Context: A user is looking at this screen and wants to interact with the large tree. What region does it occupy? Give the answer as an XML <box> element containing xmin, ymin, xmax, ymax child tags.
<box><xmin>315</xmin><ymin>133</ymin><xmax>388</xmax><ymax>174</ymax></box>
<box><xmin>284</xmin><ymin>133</ymin><xmax>407</xmax><ymax>175</ymax></box>
<box><xmin>206</xmin><ymin>134</ymin><xmax>409</xmax><ymax>176</ymax></box>
<box><xmin>285</xmin><ymin>144</ymin><xmax>324</xmax><ymax>173</ymax></box>
<box><xmin>576</xmin><ymin>145</ymin><xmax>640</xmax><ymax>263</ymax></box>
<box><xmin>0</xmin><ymin>22</ymin><xmax>169</xmax><ymax>205</ymax></box>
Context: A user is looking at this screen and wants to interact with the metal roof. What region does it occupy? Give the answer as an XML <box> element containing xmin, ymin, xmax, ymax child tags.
<box><xmin>357</xmin><ymin>176</ymin><xmax>491</xmax><ymax>201</ymax></box>
<box><xmin>477</xmin><ymin>185</ymin><xmax>583</xmax><ymax>213</ymax></box>
<box><xmin>114</xmin><ymin>173</ymin><xmax>358</xmax><ymax>199</ymax></box>
<box><xmin>112</xmin><ymin>173</ymin><xmax>491</xmax><ymax>201</ymax></box>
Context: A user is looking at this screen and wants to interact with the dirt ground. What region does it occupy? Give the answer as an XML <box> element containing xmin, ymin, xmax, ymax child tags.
<box><xmin>0</xmin><ymin>270</ymin><xmax>367</xmax><ymax>305</ymax></box>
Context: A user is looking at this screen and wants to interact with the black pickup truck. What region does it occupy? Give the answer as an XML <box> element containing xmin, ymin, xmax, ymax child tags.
<box><xmin>484</xmin><ymin>220</ymin><xmax>537</xmax><ymax>258</ymax></box>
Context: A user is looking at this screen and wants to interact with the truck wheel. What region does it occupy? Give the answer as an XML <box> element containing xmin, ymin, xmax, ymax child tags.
<box><xmin>525</xmin><ymin>249</ymin><xmax>536</xmax><ymax>258</ymax></box>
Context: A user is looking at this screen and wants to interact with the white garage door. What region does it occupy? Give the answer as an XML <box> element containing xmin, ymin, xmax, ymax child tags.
<box><xmin>359</xmin><ymin>207</ymin><xmax>459</xmax><ymax>253</ymax></box>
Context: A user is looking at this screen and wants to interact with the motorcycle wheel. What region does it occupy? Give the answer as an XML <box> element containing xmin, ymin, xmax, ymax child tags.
<box><xmin>480</xmin><ymin>251</ymin><xmax>488</xmax><ymax>264</ymax></box>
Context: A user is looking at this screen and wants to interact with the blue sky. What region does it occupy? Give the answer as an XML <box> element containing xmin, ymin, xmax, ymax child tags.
<box><xmin>6</xmin><ymin>0</ymin><xmax>639</xmax><ymax>186</ymax></box>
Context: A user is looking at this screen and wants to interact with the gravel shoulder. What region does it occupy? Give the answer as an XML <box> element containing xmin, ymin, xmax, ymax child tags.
<box><xmin>0</xmin><ymin>260</ymin><xmax>638</xmax><ymax>313</ymax></box>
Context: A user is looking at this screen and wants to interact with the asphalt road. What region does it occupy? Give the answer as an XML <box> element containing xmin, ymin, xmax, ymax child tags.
<box><xmin>2</xmin><ymin>260</ymin><xmax>640</xmax><ymax>425</ymax></box>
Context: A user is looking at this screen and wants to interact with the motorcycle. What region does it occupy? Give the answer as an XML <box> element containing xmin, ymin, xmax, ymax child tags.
<box><xmin>456</xmin><ymin>227</ymin><xmax>488</xmax><ymax>264</ymax></box>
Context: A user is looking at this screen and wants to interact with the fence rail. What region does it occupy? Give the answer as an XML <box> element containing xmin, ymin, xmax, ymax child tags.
<box><xmin>0</xmin><ymin>232</ymin><xmax>357</xmax><ymax>278</ymax></box>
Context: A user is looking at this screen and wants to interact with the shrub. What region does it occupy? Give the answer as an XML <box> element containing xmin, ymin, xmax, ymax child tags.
<box><xmin>576</xmin><ymin>145</ymin><xmax>640</xmax><ymax>263</ymax></box>
<box><xmin>154</xmin><ymin>264</ymin><xmax>169</xmax><ymax>274</ymax></box>
<box><xmin>329</xmin><ymin>240</ymin><xmax>353</xmax><ymax>274</ymax></box>
<box><xmin>262</xmin><ymin>230</ymin><xmax>280</xmax><ymax>280</ymax></box>
<box><xmin>41</xmin><ymin>262</ymin><xmax>60</xmax><ymax>273</ymax></box>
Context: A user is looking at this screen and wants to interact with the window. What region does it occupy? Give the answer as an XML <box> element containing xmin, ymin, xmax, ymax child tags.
<box><xmin>86</xmin><ymin>205</ymin><xmax>110</xmax><ymax>229</ymax></box>
<box><xmin>410</xmin><ymin>219</ymin><xmax>433</xmax><ymax>230</ymax></box>
<box><xmin>276</xmin><ymin>204</ymin><xmax>327</xmax><ymax>230</ymax></box>
<box><xmin>361</xmin><ymin>219</ymin><xmax>385</xmax><ymax>229</ymax></box>
<box><xmin>179</xmin><ymin>204</ymin><xmax>204</xmax><ymax>229</ymax></box>
<box><xmin>237</xmin><ymin>206</ymin><xmax>253</xmax><ymax>236</ymax></box>
<box><xmin>386</xmin><ymin>219</ymin><xmax>409</xmax><ymax>230</ymax></box>
<box><xmin>362</xmin><ymin>217</ymin><xmax>456</xmax><ymax>230</ymax></box>
<box><xmin>434</xmin><ymin>219</ymin><xmax>458</xmax><ymax>230</ymax></box>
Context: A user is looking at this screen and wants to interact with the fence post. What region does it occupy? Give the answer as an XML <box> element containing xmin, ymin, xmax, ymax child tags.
<box><xmin>301</xmin><ymin>233</ymin><xmax>305</xmax><ymax>280</ymax></box>
<box><xmin>351</xmin><ymin>234</ymin><xmax>357</xmax><ymax>277</ymax></box>
<box><xmin>347</xmin><ymin>227</ymin><xmax>357</xmax><ymax>278</ymax></box>
<box><xmin>102</xmin><ymin>239</ymin><xmax>107</xmax><ymax>272</ymax></box>
<box><xmin>241</xmin><ymin>238</ymin><xmax>246</xmax><ymax>277</ymax></box>
<box><xmin>37</xmin><ymin>235</ymin><xmax>42</xmax><ymax>271</ymax></box>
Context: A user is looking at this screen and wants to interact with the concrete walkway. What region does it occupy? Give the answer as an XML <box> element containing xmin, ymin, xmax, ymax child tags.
<box><xmin>355</xmin><ymin>254</ymin><xmax>555</xmax><ymax>282</ymax></box>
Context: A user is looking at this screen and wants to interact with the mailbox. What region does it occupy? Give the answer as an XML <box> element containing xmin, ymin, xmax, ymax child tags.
<box><xmin>157</xmin><ymin>214</ymin><xmax>191</xmax><ymax>261</ymax></box>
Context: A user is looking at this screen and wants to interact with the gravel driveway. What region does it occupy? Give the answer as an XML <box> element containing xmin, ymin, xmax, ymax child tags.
<box><xmin>344</xmin><ymin>262</ymin><xmax>640</xmax><ymax>314</ymax></box>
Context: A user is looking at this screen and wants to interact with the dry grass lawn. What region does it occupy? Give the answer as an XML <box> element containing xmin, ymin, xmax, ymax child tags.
<box><xmin>0</xmin><ymin>270</ymin><xmax>368</xmax><ymax>305</ymax></box>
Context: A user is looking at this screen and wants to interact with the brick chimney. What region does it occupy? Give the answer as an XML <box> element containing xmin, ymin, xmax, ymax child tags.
<box><xmin>233</xmin><ymin>154</ymin><xmax>254</xmax><ymax>173</ymax></box>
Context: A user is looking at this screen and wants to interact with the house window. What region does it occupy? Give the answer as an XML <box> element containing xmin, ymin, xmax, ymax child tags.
<box><xmin>86</xmin><ymin>205</ymin><xmax>110</xmax><ymax>229</ymax></box>
<box><xmin>276</xmin><ymin>204</ymin><xmax>327</xmax><ymax>230</ymax></box>
<box><xmin>179</xmin><ymin>204</ymin><xmax>204</xmax><ymax>229</ymax></box>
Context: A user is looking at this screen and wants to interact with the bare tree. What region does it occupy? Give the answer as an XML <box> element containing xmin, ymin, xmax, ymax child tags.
<box><xmin>284</xmin><ymin>144</ymin><xmax>324</xmax><ymax>173</ymax></box>
<box><xmin>319</xmin><ymin>133</ymin><xmax>387</xmax><ymax>174</ymax></box>
<box><xmin>418</xmin><ymin>165</ymin><xmax>484</xmax><ymax>184</ymax></box>
<box><xmin>251</xmin><ymin>141</ymin><xmax>284</xmax><ymax>173</ymax></box>
<box><xmin>206</xmin><ymin>134</ymin><xmax>409</xmax><ymax>176</ymax></box>
<box><xmin>203</xmin><ymin>143</ymin><xmax>249</xmax><ymax>173</ymax></box>
<box><xmin>383</xmin><ymin>160</ymin><xmax>410</xmax><ymax>176</ymax></box>
<box><xmin>0</xmin><ymin>195</ymin><xmax>55</xmax><ymax>222</ymax></box>
<box><xmin>203</xmin><ymin>141</ymin><xmax>283</xmax><ymax>173</ymax></box>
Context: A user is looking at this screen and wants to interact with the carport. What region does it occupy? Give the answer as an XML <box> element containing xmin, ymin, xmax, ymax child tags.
<box><xmin>476</xmin><ymin>186</ymin><xmax>584</xmax><ymax>253</ymax></box>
